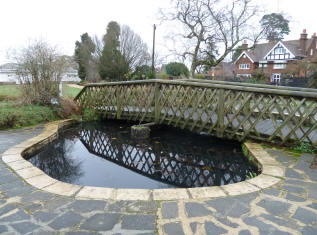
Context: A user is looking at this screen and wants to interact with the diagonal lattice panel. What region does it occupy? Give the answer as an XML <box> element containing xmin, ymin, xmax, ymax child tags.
<box><xmin>76</xmin><ymin>80</ymin><xmax>317</xmax><ymax>146</ymax></box>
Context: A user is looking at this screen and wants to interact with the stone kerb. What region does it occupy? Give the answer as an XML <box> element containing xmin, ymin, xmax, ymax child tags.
<box><xmin>1</xmin><ymin>120</ymin><xmax>285</xmax><ymax>201</ymax></box>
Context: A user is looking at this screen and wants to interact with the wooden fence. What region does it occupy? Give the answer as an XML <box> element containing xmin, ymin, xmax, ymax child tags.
<box><xmin>75</xmin><ymin>79</ymin><xmax>317</xmax><ymax>146</ymax></box>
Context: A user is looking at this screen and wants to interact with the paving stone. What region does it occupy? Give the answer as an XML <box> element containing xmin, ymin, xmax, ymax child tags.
<box><xmin>216</xmin><ymin>217</ymin><xmax>239</xmax><ymax>228</ymax></box>
<box><xmin>0</xmin><ymin>179</ymin><xmax>27</xmax><ymax>192</ymax></box>
<box><xmin>244</xmin><ymin>216</ymin><xmax>277</xmax><ymax>234</ymax></box>
<box><xmin>0</xmin><ymin>203</ymin><xmax>18</xmax><ymax>216</ymax></box>
<box><xmin>285</xmin><ymin>193</ymin><xmax>306</xmax><ymax>202</ymax></box>
<box><xmin>162</xmin><ymin>202</ymin><xmax>178</xmax><ymax>219</ymax></box>
<box><xmin>21</xmin><ymin>191</ymin><xmax>54</xmax><ymax>203</ymax></box>
<box><xmin>270</xmin><ymin>231</ymin><xmax>292</xmax><ymax>235</ymax></box>
<box><xmin>106</xmin><ymin>201</ymin><xmax>134</xmax><ymax>213</ymax></box>
<box><xmin>306</xmin><ymin>183</ymin><xmax>317</xmax><ymax>200</ymax></box>
<box><xmin>121</xmin><ymin>215</ymin><xmax>156</xmax><ymax>230</ymax></box>
<box><xmin>69</xmin><ymin>200</ymin><xmax>107</xmax><ymax>213</ymax></box>
<box><xmin>239</xmin><ymin>230</ymin><xmax>252</xmax><ymax>235</ymax></box>
<box><xmin>67</xmin><ymin>232</ymin><xmax>102</xmax><ymax>235</ymax></box>
<box><xmin>257</xmin><ymin>199</ymin><xmax>291</xmax><ymax>216</ymax></box>
<box><xmin>33</xmin><ymin>211</ymin><xmax>58</xmax><ymax>223</ymax></box>
<box><xmin>231</xmin><ymin>193</ymin><xmax>259</xmax><ymax>205</ymax></box>
<box><xmin>135</xmin><ymin>233</ymin><xmax>156</xmax><ymax>235</ymax></box>
<box><xmin>190</xmin><ymin>222</ymin><xmax>197</xmax><ymax>233</ymax></box>
<box><xmin>0</xmin><ymin>168</ymin><xmax>14</xmax><ymax>177</ymax></box>
<box><xmin>307</xmin><ymin>203</ymin><xmax>317</xmax><ymax>210</ymax></box>
<box><xmin>260</xmin><ymin>214</ymin><xmax>297</xmax><ymax>229</ymax></box>
<box><xmin>292</xmin><ymin>207</ymin><xmax>317</xmax><ymax>225</ymax></box>
<box><xmin>163</xmin><ymin>222</ymin><xmax>185</xmax><ymax>235</ymax></box>
<box><xmin>4</xmin><ymin>185</ymin><xmax>34</xmax><ymax>197</ymax></box>
<box><xmin>48</xmin><ymin>211</ymin><xmax>83</xmax><ymax>230</ymax></box>
<box><xmin>205</xmin><ymin>221</ymin><xmax>227</xmax><ymax>235</ymax></box>
<box><xmin>205</xmin><ymin>197</ymin><xmax>235</xmax><ymax>214</ymax></box>
<box><xmin>0</xmin><ymin>225</ymin><xmax>8</xmax><ymax>233</ymax></box>
<box><xmin>23</xmin><ymin>203</ymin><xmax>42</xmax><ymax>212</ymax></box>
<box><xmin>127</xmin><ymin>201</ymin><xmax>158</xmax><ymax>214</ymax></box>
<box><xmin>285</xmin><ymin>169</ymin><xmax>304</xmax><ymax>179</ymax></box>
<box><xmin>42</xmin><ymin>198</ymin><xmax>73</xmax><ymax>211</ymax></box>
<box><xmin>280</xmin><ymin>185</ymin><xmax>305</xmax><ymax>195</ymax></box>
<box><xmin>0</xmin><ymin>209</ymin><xmax>30</xmax><ymax>222</ymax></box>
<box><xmin>0</xmin><ymin>174</ymin><xmax>19</xmax><ymax>184</ymax></box>
<box><xmin>262</xmin><ymin>188</ymin><xmax>281</xmax><ymax>196</ymax></box>
<box><xmin>185</xmin><ymin>202</ymin><xmax>212</xmax><ymax>217</ymax></box>
<box><xmin>227</xmin><ymin>203</ymin><xmax>250</xmax><ymax>218</ymax></box>
<box><xmin>267</xmin><ymin>150</ymin><xmax>294</xmax><ymax>167</ymax></box>
<box><xmin>301</xmin><ymin>225</ymin><xmax>317</xmax><ymax>235</ymax></box>
<box><xmin>33</xmin><ymin>232</ymin><xmax>56</xmax><ymax>235</ymax></box>
<box><xmin>284</xmin><ymin>179</ymin><xmax>306</xmax><ymax>186</ymax></box>
<box><xmin>11</xmin><ymin>221</ymin><xmax>40</xmax><ymax>234</ymax></box>
<box><xmin>80</xmin><ymin>213</ymin><xmax>120</xmax><ymax>231</ymax></box>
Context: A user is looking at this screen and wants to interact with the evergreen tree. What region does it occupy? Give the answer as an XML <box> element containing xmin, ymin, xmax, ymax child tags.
<box><xmin>232</xmin><ymin>45</ymin><xmax>244</xmax><ymax>62</ymax></box>
<box><xmin>99</xmin><ymin>21</ymin><xmax>128</xmax><ymax>80</ymax></box>
<box><xmin>260</xmin><ymin>13</ymin><xmax>290</xmax><ymax>42</ymax></box>
<box><xmin>74</xmin><ymin>33</ymin><xmax>95</xmax><ymax>80</ymax></box>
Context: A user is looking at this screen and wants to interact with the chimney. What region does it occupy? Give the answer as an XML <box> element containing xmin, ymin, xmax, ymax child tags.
<box><xmin>313</xmin><ymin>32</ymin><xmax>317</xmax><ymax>39</ymax></box>
<box><xmin>300</xmin><ymin>29</ymin><xmax>308</xmax><ymax>56</ymax></box>
<box><xmin>242</xmin><ymin>40</ymin><xmax>248</xmax><ymax>50</ymax></box>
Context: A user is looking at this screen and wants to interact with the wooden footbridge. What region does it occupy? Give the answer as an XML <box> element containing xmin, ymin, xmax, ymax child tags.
<box><xmin>75</xmin><ymin>79</ymin><xmax>317</xmax><ymax>146</ymax></box>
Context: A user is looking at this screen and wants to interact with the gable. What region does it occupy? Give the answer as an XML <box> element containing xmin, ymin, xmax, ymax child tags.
<box><xmin>234</xmin><ymin>52</ymin><xmax>254</xmax><ymax>64</ymax></box>
<box><xmin>263</xmin><ymin>42</ymin><xmax>296</xmax><ymax>61</ymax></box>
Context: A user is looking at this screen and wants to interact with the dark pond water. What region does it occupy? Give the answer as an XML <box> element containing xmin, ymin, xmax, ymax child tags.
<box><xmin>27</xmin><ymin>121</ymin><xmax>259</xmax><ymax>189</ymax></box>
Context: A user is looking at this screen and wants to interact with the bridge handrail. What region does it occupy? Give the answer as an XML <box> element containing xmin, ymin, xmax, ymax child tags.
<box><xmin>75</xmin><ymin>79</ymin><xmax>317</xmax><ymax>100</ymax></box>
<box><xmin>179</xmin><ymin>78</ymin><xmax>317</xmax><ymax>93</ymax></box>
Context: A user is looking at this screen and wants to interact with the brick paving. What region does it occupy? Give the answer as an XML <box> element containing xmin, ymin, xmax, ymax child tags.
<box><xmin>0</xmin><ymin>126</ymin><xmax>316</xmax><ymax>234</ymax></box>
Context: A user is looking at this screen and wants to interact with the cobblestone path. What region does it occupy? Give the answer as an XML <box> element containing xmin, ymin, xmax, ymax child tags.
<box><xmin>0</xmin><ymin>126</ymin><xmax>316</xmax><ymax>234</ymax></box>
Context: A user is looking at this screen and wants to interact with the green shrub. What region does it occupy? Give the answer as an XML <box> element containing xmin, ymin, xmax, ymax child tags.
<box><xmin>83</xmin><ymin>109</ymin><xmax>100</xmax><ymax>121</ymax></box>
<box><xmin>292</xmin><ymin>142</ymin><xmax>317</xmax><ymax>153</ymax></box>
<box><xmin>157</xmin><ymin>72</ymin><xmax>169</xmax><ymax>79</ymax></box>
<box><xmin>166</xmin><ymin>62</ymin><xmax>189</xmax><ymax>77</ymax></box>
<box><xmin>194</xmin><ymin>74</ymin><xmax>206</xmax><ymax>79</ymax></box>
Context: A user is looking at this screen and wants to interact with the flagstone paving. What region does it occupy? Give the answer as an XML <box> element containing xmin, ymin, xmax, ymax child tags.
<box><xmin>0</xmin><ymin>126</ymin><xmax>316</xmax><ymax>234</ymax></box>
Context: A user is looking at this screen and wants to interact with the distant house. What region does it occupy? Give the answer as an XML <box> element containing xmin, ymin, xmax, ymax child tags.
<box><xmin>234</xmin><ymin>29</ymin><xmax>317</xmax><ymax>83</ymax></box>
<box><xmin>0</xmin><ymin>63</ymin><xmax>19</xmax><ymax>83</ymax></box>
<box><xmin>0</xmin><ymin>63</ymin><xmax>81</xmax><ymax>84</ymax></box>
<box><xmin>208</xmin><ymin>62</ymin><xmax>235</xmax><ymax>80</ymax></box>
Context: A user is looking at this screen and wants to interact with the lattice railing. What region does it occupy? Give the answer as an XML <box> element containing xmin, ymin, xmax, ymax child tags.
<box><xmin>78</xmin><ymin>126</ymin><xmax>254</xmax><ymax>187</ymax></box>
<box><xmin>75</xmin><ymin>80</ymin><xmax>317</xmax><ymax>146</ymax></box>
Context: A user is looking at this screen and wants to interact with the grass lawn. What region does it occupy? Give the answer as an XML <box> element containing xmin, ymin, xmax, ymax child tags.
<box><xmin>62</xmin><ymin>84</ymin><xmax>82</xmax><ymax>98</ymax></box>
<box><xmin>0</xmin><ymin>84</ymin><xmax>82</xmax><ymax>130</ymax></box>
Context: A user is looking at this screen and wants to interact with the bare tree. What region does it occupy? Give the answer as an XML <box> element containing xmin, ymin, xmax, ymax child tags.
<box><xmin>119</xmin><ymin>25</ymin><xmax>151</xmax><ymax>71</ymax></box>
<box><xmin>160</xmin><ymin>0</ymin><xmax>263</xmax><ymax>76</ymax></box>
<box><xmin>14</xmin><ymin>40</ymin><xmax>68</xmax><ymax>105</ymax></box>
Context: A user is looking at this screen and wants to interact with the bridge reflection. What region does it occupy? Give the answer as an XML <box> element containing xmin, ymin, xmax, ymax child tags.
<box><xmin>78</xmin><ymin>123</ymin><xmax>256</xmax><ymax>188</ymax></box>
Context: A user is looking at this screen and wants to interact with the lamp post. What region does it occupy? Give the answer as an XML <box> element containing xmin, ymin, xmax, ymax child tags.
<box><xmin>211</xmin><ymin>66</ymin><xmax>216</xmax><ymax>80</ymax></box>
<box><xmin>152</xmin><ymin>24</ymin><xmax>156</xmax><ymax>76</ymax></box>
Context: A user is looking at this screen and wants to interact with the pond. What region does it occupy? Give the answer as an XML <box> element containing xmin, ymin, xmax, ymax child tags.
<box><xmin>26</xmin><ymin>121</ymin><xmax>259</xmax><ymax>189</ymax></box>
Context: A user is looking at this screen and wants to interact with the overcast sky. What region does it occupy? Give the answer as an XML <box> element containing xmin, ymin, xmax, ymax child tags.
<box><xmin>1</xmin><ymin>0</ymin><xmax>316</xmax><ymax>64</ymax></box>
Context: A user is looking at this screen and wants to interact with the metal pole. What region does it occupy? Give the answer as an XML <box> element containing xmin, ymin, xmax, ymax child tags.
<box><xmin>152</xmin><ymin>24</ymin><xmax>156</xmax><ymax>75</ymax></box>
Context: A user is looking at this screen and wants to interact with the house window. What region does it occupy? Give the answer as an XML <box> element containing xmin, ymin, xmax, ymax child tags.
<box><xmin>259</xmin><ymin>63</ymin><xmax>267</xmax><ymax>68</ymax></box>
<box><xmin>311</xmin><ymin>49</ymin><xmax>314</xmax><ymax>56</ymax></box>
<box><xmin>239</xmin><ymin>64</ymin><xmax>250</xmax><ymax>69</ymax></box>
<box><xmin>271</xmin><ymin>74</ymin><xmax>281</xmax><ymax>84</ymax></box>
<box><xmin>273</xmin><ymin>64</ymin><xmax>286</xmax><ymax>69</ymax></box>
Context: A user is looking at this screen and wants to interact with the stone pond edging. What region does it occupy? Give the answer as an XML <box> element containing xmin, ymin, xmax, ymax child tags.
<box><xmin>1</xmin><ymin>120</ymin><xmax>285</xmax><ymax>201</ymax></box>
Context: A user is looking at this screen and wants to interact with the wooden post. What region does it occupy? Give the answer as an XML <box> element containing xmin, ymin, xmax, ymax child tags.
<box><xmin>217</xmin><ymin>89</ymin><xmax>225</xmax><ymax>138</ymax></box>
<box><xmin>116</xmin><ymin>86</ymin><xmax>122</xmax><ymax>119</ymax></box>
<box><xmin>154</xmin><ymin>82</ymin><xmax>160</xmax><ymax>123</ymax></box>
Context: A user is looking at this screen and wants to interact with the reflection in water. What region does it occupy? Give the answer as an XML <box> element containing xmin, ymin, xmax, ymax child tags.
<box><xmin>27</xmin><ymin>121</ymin><xmax>259</xmax><ymax>189</ymax></box>
<box><xmin>28</xmin><ymin>135</ymin><xmax>83</xmax><ymax>183</ymax></box>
